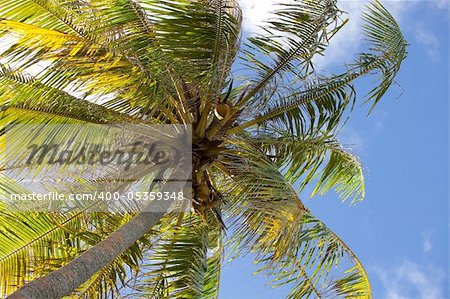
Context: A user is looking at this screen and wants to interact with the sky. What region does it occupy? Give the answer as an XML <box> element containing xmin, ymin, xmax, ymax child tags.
<box><xmin>220</xmin><ymin>0</ymin><xmax>449</xmax><ymax>298</ymax></box>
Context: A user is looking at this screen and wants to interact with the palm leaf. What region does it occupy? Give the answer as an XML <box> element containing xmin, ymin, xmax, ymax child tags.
<box><xmin>215</xmin><ymin>140</ymin><xmax>371</xmax><ymax>298</ymax></box>
<box><xmin>361</xmin><ymin>0</ymin><xmax>408</xmax><ymax>111</ymax></box>
<box><xmin>230</xmin><ymin>77</ymin><xmax>356</xmax><ymax>135</ymax></box>
<box><xmin>125</xmin><ymin>214</ymin><xmax>222</xmax><ymax>299</ymax></box>
<box><xmin>254</xmin><ymin>132</ymin><xmax>365</xmax><ymax>203</ymax></box>
<box><xmin>0</xmin><ymin>63</ymin><xmax>141</xmax><ymax>124</ymax></box>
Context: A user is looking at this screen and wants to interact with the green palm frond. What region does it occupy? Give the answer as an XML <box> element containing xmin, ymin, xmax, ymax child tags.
<box><xmin>0</xmin><ymin>210</ymin><xmax>86</xmax><ymax>295</ymax></box>
<box><xmin>201</xmin><ymin>243</ymin><xmax>223</xmax><ymax>299</ymax></box>
<box><xmin>0</xmin><ymin>19</ymin><xmax>161</xmax><ymax>113</ymax></box>
<box><xmin>142</xmin><ymin>0</ymin><xmax>241</xmax><ymax>81</ymax></box>
<box><xmin>0</xmin><ymin>166</ymin><xmax>168</xmax><ymax>297</ymax></box>
<box><xmin>254</xmin><ymin>133</ymin><xmax>365</xmax><ymax>203</ymax></box>
<box><xmin>0</xmin><ymin>0</ymin><xmax>84</xmax><ymax>34</ymax></box>
<box><xmin>0</xmin><ymin>0</ymin><xmax>155</xmax><ymax>71</ymax></box>
<box><xmin>0</xmin><ymin>201</ymin><xmax>139</xmax><ymax>296</ymax></box>
<box><xmin>230</xmin><ymin>78</ymin><xmax>356</xmax><ymax>135</ymax></box>
<box><xmin>262</xmin><ymin>214</ymin><xmax>371</xmax><ymax>299</ymax></box>
<box><xmin>361</xmin><ymin>0</ymin><xmax>408</xmax><ymax>111</ymax></box>
<box><xmin>0</xmin><ymin>64</ymin><xmax>141</xmax><ymax>124</ymax></box>
<box><xmin>0</xmin><ymin>207</ymin><xmax>150</xmax><ymax>297</ymax></box>
<box><xmin>217</xmin><ymin>139</ymin><xmax>309</xmax><ymax>261</ymax></box>
<box><xmin>125</xmin><ymin>214</ymin><xmax>222</xmax><ymax>299</ymax></box>
<box><xmin>0</xmin><ymin>17</ymin><xmax>179</xmax><ymax>121</ymax></box>
<box><xmin>216</xmin><ymin>144</ymin><xmax>370</xmax><ymax>298</ymax></box>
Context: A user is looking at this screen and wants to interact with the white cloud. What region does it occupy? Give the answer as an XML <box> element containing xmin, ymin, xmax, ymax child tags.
<box><xmin>373</xmin><ymin>110</ymin><xmax>388</xmax><ymax>132</ymax></box>
<box><xmin>375</xmin><ymin>259</ymin><xmax>446</xmax><ymax>299</ymax></box>
<box><xmin>341</xmin><ymin>128</ymin><xmax>366</xmax><ymax>152</ymax></box>
<box><xmin>238</xmin><ymin>0</ymin><xmax>278</xmax><ymax>34</ymax></box>
<box><xmin>413</xmin><ymin>23</ymin><xmax>440</xmax><ymax>61</ymax></box>
<box><xmin>422</xmin><ymin>238</ymin><xmax>433</xmax><ymax>253</ymax></box>
<box><xmin>432</xmin><ymin>0</ymin><xmax>450</xmax><ymax>9</ymax></box>
<box><xmin>421</xmin><ymin>231</ymin><xmax>433</xmax><ymax>253</ymax></box>
<box><xmin>314</xmin><ymin>0</ymin><xmax>369</xmax><ymax>68</ymax></box>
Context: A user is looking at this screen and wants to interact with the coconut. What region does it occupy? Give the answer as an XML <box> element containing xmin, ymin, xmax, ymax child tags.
<box><xmin>214</xmin><ymin>103</ymin><xmax>231</xmax><ymax>120</ymax></box>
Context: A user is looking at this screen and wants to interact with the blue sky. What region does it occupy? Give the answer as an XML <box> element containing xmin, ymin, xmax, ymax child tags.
<box><xmin>220</xmin><ymin>1</ymin><xmax>449</xmax><ymax>298</ymax></box>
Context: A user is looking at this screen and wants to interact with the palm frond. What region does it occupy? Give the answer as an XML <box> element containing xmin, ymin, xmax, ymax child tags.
<box><xmin>125</xmin><ymin>214</ymin><xmax>222</xmax><ymax>299</ymax></box>
<box><xmin>261</xmin><ymin>214</ymin><xmax>371</xmax><ymax>299</ymax></box>
<box><xmin>0</xmin><ymin>0</ymin><xmax>155</xmax><ymax>72</ymax></box>
<box><xmin>0</xmin><ymin>0</ymin><xmax>84</xmax><ymax>34</ymax></box>
<box><xmin>0</xmin><ymin>19</ymin><xmax>170</xmax><ymax>118</ymax></box>
<box><xmin>201</xmin><ymin>243</ymin><xmax>223</xmax><ymax>299</ymax></box>
<box><xmin>139</xmin><ymin>0</ymin><xmax>241</xmax><ymax>86</ymax></box>
<box><xmin>207</xmin><ymin>0</ymin><xmax>242</xmax><ymax>96</ymax></box>
<box><xmin>215</xmin><ymin>140</ymin><xmax>371</xmax><ymax>298</ymax></box>
<box><xmin>230</xmin><ymin>77</ymin><xmax>356</xmax><ymax>135</ymax></box>
<box><xmin>0</xmin><ymin>63</ymin><xmax>141</xmax><ymax>124</ymax></box>
<box><xmin>361</xmin><ymin>0</ymin><xmax>408</xmax><ymax>111</ymax></box>
<box><xmin>254</xmin><ymin>133</ymin><xmax>365</xmax><ymax>203</ymax></box>
<box><xmin>0</xmin><ymin>210</ymin><xmax>85</xmax><ymax>296</ymax></box>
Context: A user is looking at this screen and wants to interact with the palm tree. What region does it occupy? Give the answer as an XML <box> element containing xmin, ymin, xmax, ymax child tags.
<box><xmin>0</xmin><ymin>0</ymin><xmax>407</xmax><ymax>298</ymax></box>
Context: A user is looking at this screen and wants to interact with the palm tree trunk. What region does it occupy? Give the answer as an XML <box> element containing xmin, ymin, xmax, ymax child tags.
<box><xmin>8</xmin><ymin>156</ymin><xmax>191</xmax><ymax>299</ymax></box>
